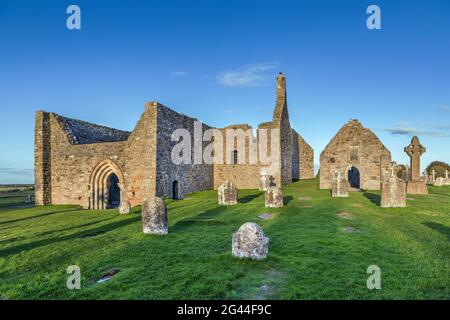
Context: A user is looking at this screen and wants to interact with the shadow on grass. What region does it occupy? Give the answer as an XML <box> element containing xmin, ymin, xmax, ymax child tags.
<box><xmin>0</xmin><ymin>208</ymin><xmax>80</xmax><ymax>225</ymax></box>
<box><xmin>0</xmin><ymin>215</ymin><xmax>141</xmax><ymax>257</ymax></box>
<box><xmin>239</xmin><ymin>192</ymin><xmax>263</xmax><ymax>204</ymax></box>
<box><xmin>284</xmin><ymin>196</ymin><xmax>293</xmax><ymax>205</ymax></box>
<box><xmin>363</xmin><ymin>192</ymin><xmax>380</xmax><ymax>206</ymax></box>
<box><xmin>172</xmin><ymin>206</ymin><xmax>228</xmax><ymax>232</ymax></box>
<box><xmin>423</xmin><ymin>222</ymin><xmax>450</xmax><ymax>241</ymax></box>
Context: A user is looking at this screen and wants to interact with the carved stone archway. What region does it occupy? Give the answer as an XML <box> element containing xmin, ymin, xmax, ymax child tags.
<box><xmin>89</xmin><ymin>160</ymin><xmax>126</xmax><ymax>210</ymax></box>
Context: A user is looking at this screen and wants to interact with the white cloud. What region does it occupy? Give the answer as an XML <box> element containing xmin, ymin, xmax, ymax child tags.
<box><xmin>217</xmin><ymin>62</ymin><xmax>279</xmax><ymax>87</ymax></box>
<box><xmin>172</xmin><ymin>71</ymin><xmax>190</xmax><ymax>77</ymax></box>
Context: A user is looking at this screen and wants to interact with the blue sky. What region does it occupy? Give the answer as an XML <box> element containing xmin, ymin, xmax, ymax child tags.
<box><xmin>0</xmin><ymin>0</ymin><xmax>449</xmax><ymax>183</ymax></box>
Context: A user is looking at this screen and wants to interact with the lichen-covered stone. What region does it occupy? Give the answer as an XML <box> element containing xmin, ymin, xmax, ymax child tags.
<box><xmin>259</xmin><ymin>175</ymin><xmax>275</xmax><ymax>191</ymax></box>
<box><xmin>218</xmin><ymin>180</ymin><xmax>238</xmax><ymax>205</ymax></box>
<box><xmin>381</xmin><ymin>162</ymin><xmax>406</xmax><ymax>208</ymax></box>
<box><xmin>331</xmin><ymin>168</ymin><xmax>349</xmax><ymax>197</ymax></box>
<box><xmin>265</xmin><ymin>186</ymin><xmax>283</xmax><ymax>208</ymax></box>
<box><xmin>118</xmin><ymin>201</ymin><xmax>131</xmax><ymax>214</ymax></box>
<box><xmin>142</xmin><ymin>197</ymin><xmax>168</xmax><ymax>234</ymax></box>
<box><xmin>232</xmin><ymin>222</ymin><xmax>269</xmax><ymax>260</ymax></box>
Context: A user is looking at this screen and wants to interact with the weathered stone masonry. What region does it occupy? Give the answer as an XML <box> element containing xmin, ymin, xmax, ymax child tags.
<box><xmin>320</xmin><ymin>120</ymin><xmax>391</xmax><ymax>190</ymax></box>
<box><xmin>35</xmin><ymin>74</ymin><xmax>314</xmax><ymax>209</ymax></box>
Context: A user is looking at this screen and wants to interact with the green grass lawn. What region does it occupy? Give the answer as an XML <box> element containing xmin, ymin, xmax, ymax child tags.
<box><xmin>0</xmin><ymin>179</ymin><xmax>449</xmax><ymax>300</ymax></box>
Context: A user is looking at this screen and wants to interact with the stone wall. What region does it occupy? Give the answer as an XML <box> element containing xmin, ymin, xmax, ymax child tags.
<box><xmin>34</xmin><ymin>73</ymin><xmax>314</xmax><ymax>209</ymax></box>
<box><xmin>213</xmin><ymin>124</ymin><xmax>260</xmax><ymax>189</ymax></box>
<box><xmin>298</xmin><ymin>134</ymin><xmax>315</xmax><ymax>179</ymax></box>
<box><xmin>34</xmin><ymin>111</ymin><xmax>52</xmax><ymax>205</ymax></box>
<box><xmin>319</xmin><ymin>120</ymin><xmax>391</xmax><ymax>190</ymax></box>
<box><xmin>291</xmin><ymin>130</ymin><xmax>300</xmax><ymax>181</ymax></box>
<box><xmin>155</xmin><ymin>103</ymin><xmax>214</xmax><ymax>199</ymax></box>
<box><xmin>34</xmin><ymin>107</ymin><xmax>157</xmax><ymax>209</ymax></box>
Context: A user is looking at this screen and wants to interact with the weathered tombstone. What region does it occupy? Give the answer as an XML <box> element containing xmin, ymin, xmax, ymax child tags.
<box><xmin>118</xmin><ymin>201</ymin><xmax>131</xmax><ymax>214</ymax></box>
<box><xmin>381</xmin><ymin>162</ymin><xmax>406</xmax><ymax>208</ymax></box>
<box><xmin>142</xmin><ymin>197</ymin><xmax>168</xmax><ymax>234</ymax></box>
<box><xmin>264</xmin><ymin>186</ymin><xmax>283</xmax><ymax>208</ymax></box>
<box><xmin>434</xmin><ymin>177</ymin><xmax>445</xmax><ymax>187</ymax></box>
<box><xmin>218</xmin><ymin>180</ymin><xmax>238</xmax><ymax>205</ymax></box>
<box><xmin>232</xmin><ymin>222</ymin><xmax>269</xmax><ymax>260</ymax></box>
<box><xmin>331</xmin><ymin>168</ymin><xmax>349</xmax><ymax>197</ymax></box>
<box><xmin>432</xmin><ymin>169</ymin><xmax>436</xmax><ymax>183</ymax></box>
<box><xmin>259</xmin><ymin>175</ymin><xmax>275</xmax><ymax>191</ymax></box>
<box><xmin>404</xmin><ymin>136</ymin><xmax>428</xmax><ymax>194</ymax></box>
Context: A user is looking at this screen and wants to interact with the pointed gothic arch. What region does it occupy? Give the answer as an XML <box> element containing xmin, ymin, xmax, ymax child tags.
<box><xmin>89</xmin><ymin>160</ymin><xmax>126</xmax><ymax>209</ymax></box>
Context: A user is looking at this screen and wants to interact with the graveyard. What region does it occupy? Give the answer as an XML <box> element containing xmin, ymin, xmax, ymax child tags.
<box><xmin>1</xmin><ymin>179</ymin><xmax>449</xmax><ymax>300</ymax></box>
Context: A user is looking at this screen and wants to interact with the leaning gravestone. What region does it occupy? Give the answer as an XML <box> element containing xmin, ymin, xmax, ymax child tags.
<box><xmin>381</xmin><ymin>162</ymin><xmax>406</xmax><ymax>208</ymax></box>
<box><xmin>232</xmin><ymin>222</ymin><xmax>269</xmax><ymax>260</ymax></box>
<box><xmin>142</xmin><ymin>197</ymin><xmax>168</xmax><ymax>234</ymax></box>
<box><xmin>218</xmin><ymin>180</ymin><xmax>238</xmax><ymax>205</ymax></box>
<box><xmin>259</xmin><ymin>175</ymin><xmax>275</xmax><ymax>191</ymax></box>
<box><xmin>265</xmin><ymin>186</ymin><xmax>283</xmax><ymax>208</ymax></box>
<box><xmin>118</xmin><ymin>201</ymin><xmax>131</xmax><ymax>214</ymax></box>
<box><xmin>331</xmin><ymin>168</ymin><xmax>349</xmax><ymax>197</ymax></box>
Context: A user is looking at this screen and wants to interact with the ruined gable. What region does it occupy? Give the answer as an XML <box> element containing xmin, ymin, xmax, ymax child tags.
<box><xmin>319</xmin><ymin>120</ymin><xmax>391</xmax><ymax>190</ymax></box>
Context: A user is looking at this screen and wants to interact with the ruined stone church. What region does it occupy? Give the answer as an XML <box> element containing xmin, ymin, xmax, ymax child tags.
<box><xmin>319</xmin><ymin>119</ymin><xmax>391</xmax><ymax>190</ymax></box>
<box><xmin>35</xmin><ymin>74</ymin><xmax>314</xmax><ymax>209</ymax></box>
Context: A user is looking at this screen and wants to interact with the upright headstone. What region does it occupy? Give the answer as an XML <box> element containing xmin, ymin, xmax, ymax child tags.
<box><xmin>259</xmin><ymin>175</ymin><xmax>275</xmax><ymax>191</ymax></box>
<box><xmin>404</xmin><ymin>136</ymin><xmax>428</xmax><ymax>194</ymax></box>
<box><xmin>264</xmin><ymin>186</ymin><xmax>283</xmax><ymax>208</ymax></box>
<box><xmin>232</xmin><ymin>222</ymin><xmax>269</xmax><ymax>260</ymax></box>
<box><xmin>432</xmin><ymin>169</ymin><xmax>436</xmax><ymax>183</ymax></box>
<box><xmin>381</xmin><ymin>162</ymin><xmax>406</xmax><ymax>208</ymax></box>
<box><xmin>218</xmin><ymin>180</ymin><xmax>238</xmax><ymax>205</ymax></box>
<box><xmin>142</xmin><ymin>197</ymin><xmax>168</xmax><ymax>234</ymax></box>
<box><xmin>331</xmin><ymin>168</ymin><xmax>349</xmax><ymax>197</ymax></box>
<box><xmin>25</xmin><ymin>195</ymin><xmax>33</xmax><ymax>204</ymax></box>
<box><xmin>118</xmin><ymin>201</ymin><xmax>131</xmax><ymax>214</ymax></box>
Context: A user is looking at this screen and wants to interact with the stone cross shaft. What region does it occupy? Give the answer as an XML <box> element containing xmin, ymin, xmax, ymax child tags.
<box><xmin>404</xmin><ymin>136</ymin><xmax>426</xmax><ymax>181</ymax></box>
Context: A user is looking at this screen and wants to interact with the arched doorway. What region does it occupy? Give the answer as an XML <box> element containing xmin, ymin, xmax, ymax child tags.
<box><xmin>348</xmin><ymin>166</ymin><xmax>360</xmax><ymax>189</ymax></box>
<box><xmin>89</xmin><ymin>160</ymin><xmax>125</xmax><ymax>210</ymax></box>
<box><xmin>172</xmin><ymin>180</ymin><xmax>179</xmax><ymax>200</ymax></box>
<box><xmin>107</xmin><ymin>173</ymin><xmax>120</xmax><ymax>208</ymax></box>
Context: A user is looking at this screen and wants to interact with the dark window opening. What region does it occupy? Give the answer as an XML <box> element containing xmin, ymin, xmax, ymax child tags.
<box><xmin>172</xmin><ymin>180</ymin><xmax>179</xmax><ymax>200</ymax></box>
<box><xmin>233</xmin><ymin>150</ymin><xmax>238</xmax><ymax>164</ymax></box>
